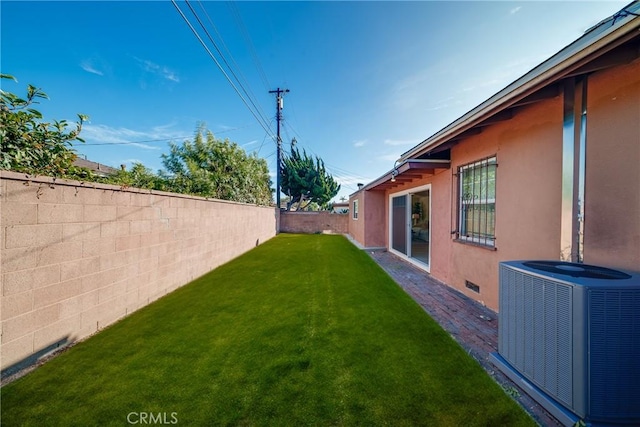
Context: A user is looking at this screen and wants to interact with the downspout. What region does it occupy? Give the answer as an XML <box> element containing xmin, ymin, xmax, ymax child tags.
<box><xmin>560</xmin><ymin>76</ymin><xmax>588</xmax><ymax>262</ymax></box>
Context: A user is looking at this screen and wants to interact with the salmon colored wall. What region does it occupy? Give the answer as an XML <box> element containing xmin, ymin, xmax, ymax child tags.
<box><xmin>448</xmin><ymin>97</ymin><xmax>563</xmax><ymax>309</ymax></box>
<box><xmin>348</xmin><ymin>190</ymin><xmax>386</xmax><ymax>248</ymax></box>
<box><xmin>382</xmin><ymin>171</ymin><xmax>450</xmax><ymax>282</ymax></box>
<box><xmin>426</xmin><ymin>171</ymin><xmax>453</xmax><ymax>284</ymax></box>
<box><xmin>363</xmin><ymin>190</ymin><xmax>386</xmax><ymax>247</ymax></box>
<box><xmin>382</xmin><ymin>97</ymin><xmax>563</xmax><ymax>311</ymax></box>
<box><xmin>354</xmin><ymin>59</ymin><xmax>639</xmax><ymax>312</ymax></box>
<box><xmin>583</xmin><ymin>59</ymin><xmax>640</xmax><ymax>271</ymax></box>
<box><xmin>348</xmin><ymin>193</ymin><xmax>365</xmax><ymax>244</ymax></box>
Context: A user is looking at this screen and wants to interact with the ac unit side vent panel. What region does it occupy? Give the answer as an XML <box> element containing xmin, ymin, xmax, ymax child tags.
<box><xmin>588</xmin><ymin>289</ymin><xmax>640</xmax><ymax>420</ymax></box>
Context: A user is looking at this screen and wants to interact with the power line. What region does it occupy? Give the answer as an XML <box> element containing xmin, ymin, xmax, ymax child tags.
<box><xmin>195</xmin><ymin>2</ymin><xmax>271</xmax><ymax>131</ymax></box>
<box><xmin>226</xmin><ymin>0</ymin><xmax>271</xmax><ymax>92</ymax></box>
<box><xmin>182</xmin><ymin>0</ymin><xmax>273</xmax><ymax>137</ymax></box>
<box><xmin>189</xmin><ymin>0</ymin><xmax>271</xmax><ymax>133</ymax></box>
<box><xmin>256</xmin><ymin>117</ymin><xmax>275</xmax><ymax>155</ymax></box>
<box><xmin>171</xmin><ymin>0</ymin><xmax>276</xmax><ymax>143</ymax></box>
<box><xmin>278</xmin><ymin>120</ymin><xmax>371</xmax><ymax>194</ymax></box>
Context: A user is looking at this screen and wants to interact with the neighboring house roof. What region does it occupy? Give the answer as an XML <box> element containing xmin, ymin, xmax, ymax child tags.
<box><xmin>357</xmin><ymin>1</ymin><xmax>640</xmax><ymax>194</ymax></box>
<box><xmin>73</xmin><ymin>158</ymin><xmax>119</xmax><ymax>177</ymax></box>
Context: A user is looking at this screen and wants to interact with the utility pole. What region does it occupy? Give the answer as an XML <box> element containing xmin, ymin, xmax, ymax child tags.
<box><xmin>269</xmin><ymin>87</ymin><xmax>289</xmax><ymax>209</ymax></box>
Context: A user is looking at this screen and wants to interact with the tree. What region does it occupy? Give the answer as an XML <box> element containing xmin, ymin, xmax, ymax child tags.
<box><xmin>0</xmin><ymin>74</ymin><xmax>89</xmax><ymax>178</ymax></box>
<box><xmin>107</xmin><ymin>162</ymin><xmax>169</xmax><ymax>191</ymax></box>
<box><xmin>161</xmin><ymin>127</ymin><xmax>272</xmax><ymax>205</ymax></box>
<box><xmin>280</xmin><ymin>147</ymin><xmax>340</xmax><ymax>210</ymax></box>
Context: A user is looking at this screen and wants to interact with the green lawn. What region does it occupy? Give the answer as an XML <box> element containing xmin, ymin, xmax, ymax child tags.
<box><xmin>1</xmin><ymin>234</ymin><xmax>535</xmax><ymax>426</ymax></box>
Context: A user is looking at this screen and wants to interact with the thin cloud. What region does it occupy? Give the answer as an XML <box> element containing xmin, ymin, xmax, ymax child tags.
<box><xmin>81</xmin><ymin>123</ymin><xmax>189</xmax><ymax>150</ymax></box>
<box><xmin>353</xmin><ymin>139</ymin><xmax>367</xmax><ymax>148</ymax></box>
<box><xmin>378</xmin><ymin>153</ymin><xmax>402</xmax><ymax>162</ymax></box>
<box><xmin>80</xmin><ymin>60</ymin><xmax>104</xmax><ymax>76</ymax></box>
<box><xmin>134</xmin><ymin>57</ymin><xmax>180</xmax><ymax>82</ymax></box>
<box><xmin>384</xmin><ymin>139</ymin><xmax>419</xmax><ymax>146</ymax></box>
<box><xmin>459</xmin><ymin>55</ymin><xmax>544</xmax><ymax>95</ymax></box>
<box><xmin>426</xmin><ymin>97</ymin><xmax>461</xmax><ymax>112</ymax></box>
<box><xmin>460</xmin><ymin>79</ymin><xmax>503</xmax><ymax>93</ymax></box>
<box><xmin>510</xmin><ymin>6</ymin><xmax>522</xmax><ymax>15</ymax></box>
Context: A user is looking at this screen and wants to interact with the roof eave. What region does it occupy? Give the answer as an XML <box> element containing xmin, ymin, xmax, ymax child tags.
<box><xmin>400</xmin><ymin>3</ymin><xmax>640</xmax><ymax>161</ymax></box>
<box><xmin>352</xmin><ymin>159</ymin><xmax>451</xmax><ymax>194</ymax></box>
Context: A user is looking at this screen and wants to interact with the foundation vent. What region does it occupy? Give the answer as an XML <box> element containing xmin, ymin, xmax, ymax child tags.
<box><xmin>465</xmin><ymin>280</ymin><xmax>480</xmax><ymax>293</ymax></box>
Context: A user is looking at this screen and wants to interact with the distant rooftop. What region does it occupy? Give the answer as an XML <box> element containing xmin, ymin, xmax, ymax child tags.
<box><xmin>73</xmin><ymin>158</ymin><xmax>119</xmax><ymax>177</ymax></box>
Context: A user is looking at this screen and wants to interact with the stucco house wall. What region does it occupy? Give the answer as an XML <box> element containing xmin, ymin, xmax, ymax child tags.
<box><xmin>348</xmin><ymin>190</ymin><xmax>385</xmax><ymax>249</ymax></box>
<box><xmin>349</xmin><ymin>47</ymin><xmax>640</xmax><ymax>312</ymax></box>
<box><xmin>354</xmin><ymin>96</ymin><xmax>564</xmax><ymax>310</ymax></box>
<box><xmin>446</xmin><ymin>97</ymin><xmax>564</xmax><ymax>309</ymax></box>
<box><xmin>583</xmin><ymin>59</ymin><xmax>640</xmax><ymax>269</ymax></box>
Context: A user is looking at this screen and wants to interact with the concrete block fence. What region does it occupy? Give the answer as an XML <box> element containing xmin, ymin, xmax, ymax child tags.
<box><xmin>0</xmin><ymin>171</ymin><xmax>276</xmax><ymax>375</ymax></box>
<box><xmin>279</xmin><ymin>211</ymin><xmax>348</xmax><ymax>234</ymax></box>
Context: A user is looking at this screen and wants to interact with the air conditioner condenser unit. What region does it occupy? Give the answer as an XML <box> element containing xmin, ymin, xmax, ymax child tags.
<box><xmin>490</xmin><ymin>260</ymin><xmax>640</xmax><ymax>427</ymax></box>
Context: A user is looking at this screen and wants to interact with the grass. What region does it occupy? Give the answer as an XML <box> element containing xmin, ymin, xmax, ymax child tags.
<box><xmin>1</xmin><ymin>234</ymin><xmax>535</xmax><ymax>426</ymax></box>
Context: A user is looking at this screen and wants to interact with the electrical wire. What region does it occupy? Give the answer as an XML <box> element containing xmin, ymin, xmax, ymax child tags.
<box><xmin>256</xmin><ymin>118</ymin><xmax>275</xmax><ymax>155</ymax></box>
<box><xmin>190</xmin><ymin>0</ymin><xmax>272</xmax><ymax>132</ymax></box>
<box><xmin>171</xmin><ymin>0</ymin><xmax>276</xmax><ymax>143</ymax></box>
<box><xmin>226</xmin><ymin>0</ymin><xmax>271</xmax><ymax>92</ymax></box>
<box><xmin>281</xmin><ymin>120</ymin><xmax>370</xmax><ymax>180</ymax></box>
<box><xmin>182</xmin><ymin>0</ymin><xmax>273</xmax><ymax>137</ymax></box>
<box><xmin>278</xmin><ymin>120</ymin><xmax>371</xmax><ymax>195</ymax></box>
<box><xmin>174</xmin><ymin>0</ymin><xmax>365</xmax><ymax>199</ymax></box>
<box><xmin>195</xmin><ymin>3</ymin><xmax>271</xmax><ymax>132</ymax></box>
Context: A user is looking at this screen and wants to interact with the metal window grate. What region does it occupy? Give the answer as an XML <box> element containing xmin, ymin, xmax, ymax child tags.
<box><xmin>457</xmin><ymin>156</ymin><xmax>497</xmax><ymax>247</ymax></box>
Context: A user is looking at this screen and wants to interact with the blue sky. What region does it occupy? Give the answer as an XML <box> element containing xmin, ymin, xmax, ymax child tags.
<box><xmin>1</xmin><ymin>0</ymin><xmax>628</xmax><ymax>202</ymax></box>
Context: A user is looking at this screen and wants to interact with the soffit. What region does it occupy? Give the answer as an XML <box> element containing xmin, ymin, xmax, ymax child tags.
<box><xmin>365</xmin><ymin>159</ymin><xmax>450</xmax><ymax>191</ymax></box>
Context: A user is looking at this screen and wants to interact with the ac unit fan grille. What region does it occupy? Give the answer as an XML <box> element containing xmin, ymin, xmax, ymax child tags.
<box><xmin>523</xmin><ymin>261</ymin><xmax>631</xmax><ymax>280</ymax></box>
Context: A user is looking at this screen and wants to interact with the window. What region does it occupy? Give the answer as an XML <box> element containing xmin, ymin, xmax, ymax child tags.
<box><xmin>457</xmin><ymin>157</ymin><xmax>496</xmax><ymax>247</ymax></box>
<box><xmin>352</xmin><ymin>199</ymin><xmax>359</xmax><ymax>220</ymax></box>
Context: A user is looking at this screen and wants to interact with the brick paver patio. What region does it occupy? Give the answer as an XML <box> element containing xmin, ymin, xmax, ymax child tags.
<box><xmin>367</xmin><ymin>249</ymin><xmax>562</xmax><ymax>427</ymax></box>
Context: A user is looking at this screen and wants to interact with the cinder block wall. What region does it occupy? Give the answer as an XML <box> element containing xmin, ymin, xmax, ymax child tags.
<box><xmin>279</xmin><ymin>211</ymin><xmax>348</xmax><ymax>234</ymax></box>
<box><xmin>0</xmin><ymin>171</ymin><xmax>276</xmax><ymax>373</ymax></box>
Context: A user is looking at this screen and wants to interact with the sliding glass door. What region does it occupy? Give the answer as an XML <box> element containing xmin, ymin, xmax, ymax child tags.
<box><xmin>410</xmin><ymin>190</ymin><xmax>430</xmax><ymax>265</ymax></box>
<box><xmin>391</xmin><ymin>195</ymin><xmax>408</xmax><ymax>255</ymax></box>
<box><xmin>389</xmin><ymin>185</ymin><xmax>431</xmax><ymax>269</ymax></box>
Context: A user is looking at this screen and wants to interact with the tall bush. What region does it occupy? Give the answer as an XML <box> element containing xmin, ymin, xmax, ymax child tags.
<box><xmin>0</xmin><ymin>74</ymin><xmax>89</xmax><ymax>178</ymax></box>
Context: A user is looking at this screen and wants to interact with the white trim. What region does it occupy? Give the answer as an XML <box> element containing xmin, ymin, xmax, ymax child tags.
<box><xmin>388</xmin><ymin>184</ymin><xmax>432</xmax><ymax>273</ymax></box>
<box><xmin>352</xmin><ymin>199</ymin><xmax>359</xmax><ymax>220</ymax></box>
